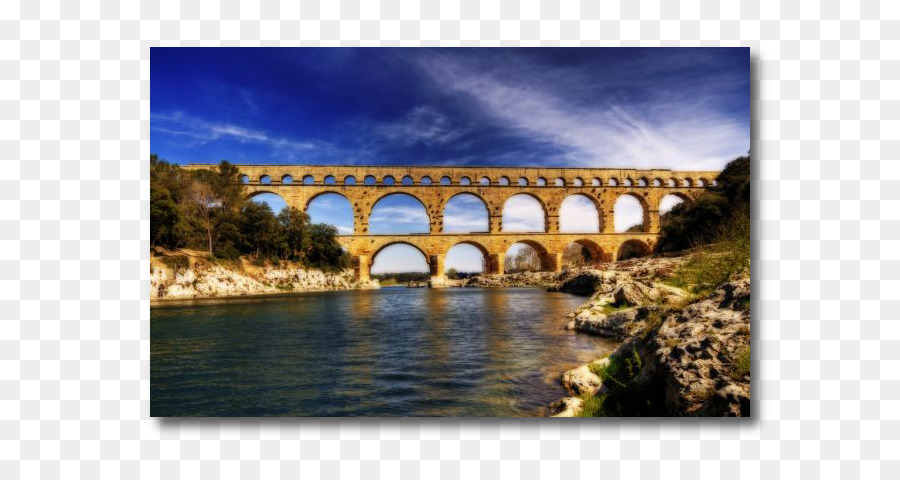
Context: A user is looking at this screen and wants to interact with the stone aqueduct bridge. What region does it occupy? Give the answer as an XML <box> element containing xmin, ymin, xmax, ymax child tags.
<box><xmin>185</xmin><ymin>164</ymin><xmax>720</xmax><ymax>281</ymax></box>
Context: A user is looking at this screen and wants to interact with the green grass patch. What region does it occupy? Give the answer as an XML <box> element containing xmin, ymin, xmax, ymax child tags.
<box><xmin>729</xmin><ymin>345</ymin><xmax>751</xmax><ymax>381</ymax></box>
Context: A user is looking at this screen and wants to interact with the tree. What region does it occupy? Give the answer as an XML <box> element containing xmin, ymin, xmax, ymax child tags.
<box><xmin>182</xmin><ymin>178</ymin><xmax>219</xmax><ymax>255</ymax></box>
<box><xmin>446</xmin><ymin>268</ymin><xmax>459</xmax><ymax>279</ymax></box>
<box><xmin>278</xmin><ymin>207</ymin><xmax>310</xmax><ymax>260</ymax></box>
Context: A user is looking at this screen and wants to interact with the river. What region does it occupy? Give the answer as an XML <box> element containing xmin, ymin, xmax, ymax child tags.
<box><xmin>151</xmin><ymin>287</ymin><xmax>618</xmax><ymax>417</ymax></box>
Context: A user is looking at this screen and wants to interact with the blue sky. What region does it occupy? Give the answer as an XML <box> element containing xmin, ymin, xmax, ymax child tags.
<box><xmin>152</xmin><ymin>47</ymin><xmax>748</xmax><ymax>273</ymax></box>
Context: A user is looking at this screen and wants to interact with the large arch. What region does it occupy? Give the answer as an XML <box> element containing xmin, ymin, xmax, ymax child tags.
<box><xmin>613</xmin><ymin>193</ymin><xmax>649</xmax><ymax>233</ymax></box>
<box><xmin>659</xmin><ymin>192</ymin><xmax>691</xmax><ymax>216</ymax></box>
<box><xmin>370</xmin><ymin>242</ymin><xmax>431</xmax><ymax>276</ymax></box>
<box><xmin>504</xmin><ymin>240</ymin><xmax>549</xmax><ymax>273</ymax></box>
<box><xmin>247</xmin><ymin>191</ymin><xmax>288</xmax><ymax>215</ymax></box>
<box><xmin>305</xmin><ymin>192</ymin><xmax>354</xmax><ymax>235</ymax></box>
<box><xmin>617</xmin><ymin>239</ymin><xmax>651</xmax><ymax>261</ymax></box>
<box><xmin>442</xmin><ymin>192</ymin><xmax>489</xmax><ymax>233</ymax></box>
<box><xmin>444</xmin><ymin>241</ymin><xmax>489</xmax><ymax>275</ymax></box>
<box><xmin>559</xmin><ymin>194</ymin><xmax>601</xmax><ymax>233</ymax></box>
<box><xmin>368</xmin><ymin>192</ymin><xmax>430</xmax><ymax>234</ymax></box>
<box><xmin>501</xmin><ymin>193</ymin><xmax>547</xmax><ymax>232</ymax></box>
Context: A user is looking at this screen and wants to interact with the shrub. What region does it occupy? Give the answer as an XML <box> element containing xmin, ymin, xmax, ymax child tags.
<box><xmin>729</xmin><ymin>345</ymin><xmax>751</xmax><ymax>381</ymax></box>
<box><xmin>162</xmin><ymin>255</ymin><xmax>190</xmax><ymax>272</ymax></box>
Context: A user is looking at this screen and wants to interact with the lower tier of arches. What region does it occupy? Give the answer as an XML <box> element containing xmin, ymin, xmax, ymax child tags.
<box><xmin>337</xmin><ymin>232</ymin><xmax>660</xmax><ymax>281</ymax></box>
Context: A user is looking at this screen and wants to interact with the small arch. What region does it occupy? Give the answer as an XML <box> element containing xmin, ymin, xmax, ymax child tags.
<box><xmin>591</xmin><ymin>178</ymin><xmax>601</xmax><ymax>186</ymax></box>
<box><xmin>498</xmin><ymin>176</ymin><xmax>510</xmax><ymax>186</ymax></box>
<box><xmin>696</xmin><ymin>178</ymin><xmax>706</xmax><ymax>187</ymax></box>
<box><xmin>555</xmin><ymin>177</ymin><xmax>565</xmax><ymax>186</ymax></box>
<box><xmin>573</xmin><ymin>178</ymin><xmax>584</xmax><ymax>187</ymax></box>
<box><xmin>537</xmin><ymin>177</ymin><xmax>547</xmax><ymax>186</ymax></box>
<box><xmin>302</xmin><ymin>175</ymin><xmax>315</xmax><ymax>185</ymax></box>
<box><xmin>344</xmin><ymin>175</ymin><xmax>357</xmax><ymax>185</ymax></box>
<box><xmin>364</xmin><ymin>175</ymin><xmax>376</xmax><ymax>185</ymax></box>
<box><xmin>240</xmin><ymin>174</ymin><xmax>250</xmax><ymax>184</ymax></box>
<box><xmin>623</xmin><ymin>178</ymin><xmax>633</xmax><ymax>187</ymax></box>
<box><xmin>479</xmin><ymin>176</ymin><xmax>491</xmax><ymax>185</ymax></box>
<box><xmin>711</xmin><ymin>179</ymin><xmax>719</xmax><ymax>186</ymax></box>
<box><xmin>260</xmin><ymin>175</ymin><xmax>271</xmax><ymax>185</ymax></box>
<box><xmin>281</xmin><ymin>175</ymin><xmax>293</xmax><ymax>185</ymax></box>
<box><xmin>682</xmin><ymin>178</ymin><xmax>693</xmax><ymax>187</ymax></box>
<box><xmin>460</xmin><ymin>176</ymin><xmax>471</xmax><ymax>186</ymax></box>
<box><xmin>421</xmin><ymin>176</ymin><xmax>433</xmax><ymax>185</ymax></box>
<box><xmin>440</xmin><ymin>176</ymin><xmax>452</xmax><ymax>186</ymax></box>
<box><xmin>652</xmin><ymin>178</ymin><xmax>662</xmax><ymax>187</ymax></box>
<box><xmin>667</xmin><ymin>179</ymin><xmax>676</xmax><ymax>187</ymax></box>
<box><xmin>382</xmin><ymin>175</ymin><xmax>395</xmax><ymax>185</ymax></box>
<box><xmin>617</xmin><ymin>240</ymin><xmax>651</xmax><ymax>261</ymax></box>
<box><xmin>323</xmin><ymin>175</ymin><xmax>336</xmax><ymax>185</ymax></box>
<box><xmin>401</xmin><ymin>175</ymin><xmax>414</xmax><ymax>186</ymax></box>
<box><xmin>608</xmin><ymin>178</ymin><xmax>618</xmax><ymax>186</ymax></box>
<box><xmin>637</xmin><ymin>178</ymin><xmax>648</xmax><ymax>187</ymax></box>
<box><xmin>518</xmin><ymin>177</ymin><xmax>528</xmax><ymax>186</ymax></box>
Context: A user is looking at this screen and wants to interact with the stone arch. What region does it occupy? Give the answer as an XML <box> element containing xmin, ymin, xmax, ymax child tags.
<box><xmin>504</xmin><ymin>239</ymin><xmax>550</xmax><ymax>272</ymax></box>
<box><xmin>305</xmin><ymin>191</ymin><xmax>352</xmax><ymax>211</ymax></box>
<box><xmin>440</xmin><ymin>176</ymin><xmax>452</xmax><ymax>185</ymax></box>
<box><xmin>559</xmin><ymin>193</ymin><xmax>601</xmax><ymax>233</ymax></box>
<box><xmin>364</xmin><ymin>175</ymin><xmax>376</xmax><ymax>185</ymax></box>
<box><xmin>305</xmin><ymin>192</ymin><xmax>354</xmax><ymax>233</ymax></box>
<box><xmin>608</xmin><ymin>178</ymin><xmax>618</xmax><ymax>186</ymax></box>
<box><xmin>383</xmin><ymin>175</ymin><xmax>396</xmax><ymax>185</ymax></box>
<box><xmin>498</xmin><ymin>176</ymin><xmax>510</xmax><ymax>186</ymax></box>
<box><xmin>659</xmin><ymin>192</ymin><xmax>691</xmax><ymax>216</ymax></box>
<box><xmin>652</xmin><ymin>178</ymin><xmax>663</xmax><ymax>187</ymax></box>
<box><xmin>421</xmin><ymin>176</ymin><xmax>433</xmax><ymax>185</ymax></box>
<box><xmin>682</xmin><ymin>178</ymin><xmax>693</xmax><ymax>187</ymax></box>
<box><xmin>591</xmin><ymin>177</ymin><xmax>601</xmax><ymax>186</ymax></box>
<box><xmin>623</xmin><ymin>178</ymin><xmax>633</xmax><ymax>187</ymax></box>
<box><xmin>637</xmin><ymin>177</ymin><xmax>648</xmax><ymax>187</ymax></box>
<box><xmin>518</xmin><ymin>177</ymin><xmax>528</xmax><ymax>186</ymax></box>
<box><xmin>501</xmin><ymin>193</ymin><xmax>548</xmax><ymax>232</ymax></box>
<box><xmin>442</xmin><ymin>192</ymin><xmax>489</xmax><ymax>233</ymax></box>
<box><xmin>614</xmin><ymin>192</ymin><xmax>650</xmax><ymax>232</ymax></box>
<box><xmin>369</xmin><ymin>241</ymin><xmax>431</xmax><ymax>276</ymax></box>
<box><xmin>368</xmin><ymin>192</ymin><xmax>431</xmax><ymax>232</ymax></box>
<box><xmin>401</xmin><ymin>175</ymin><xmax>414</xmax><ymax>185</ymax></box>
<box><xmin>260</xmin><ymin>174</ymin><xmax>271</xmax><ymax>184</ymax></box>
<box><xmin>281</xmin><ymin>174</ymin><xmax>294</xmax><ymax>184</ymax></box>
<box><xmin>323</xmin><ymin>175</ymin><xmax>336</xmax><ymax>185</ymax></box>
<box><xmin>696</xmin><ymin>178</ymin><xmax>707</xmax><ymax>187</ymax></box>
<box><xmin>537</xmin><ymin>177</ymin><xmax>547</xmax><ymax>186</ymax></box>
<box><xmin>617</xmin><ymin>239</ymin><xmax>651</xmax><ymax>261</ymax></box>
<box><xmin>479</xmin><ymin>176</ymin><xmax>490</xmax><ymax>185</ymax></box>
<box><xmin>460</xmin><ymin>176</ymin><xmax>471</xmax><ymax>185</ymax></box>
<box><xmin>246</xmin><ymin>191</ymin><xmax>288</xmax><ymax>214</ymax></box>
<box><xmin>667</xmin><ymin>178</ymin><xmax>677</xmax><ymax>187</ymax></box>
<box><xmin>302</xmin><ymin>175</ymin><xmax>315</xmax><ymax>185</ymax></box>
<box><xmin>573</xmin><ymin>177</ymin><xmax>584</xmax><ymax>186</ymax></box>
<box><xmin>563</xmin><ymin>238</ymin><xmax>606</xmax><ymax>267</ymax></box>
<box><xmin>555</xmin><ymin>177</ymin><xmax>565</xmax><ymax>186</ymax></box>
<box><xmin>344</xmin><ymin>175</ymin><xmax>357</xmax><ymax>185</ymax></box>
<box><xmin>240</xmin><ymin>174</ymin><xmax>250</xmax><ymax>184</ymax></box>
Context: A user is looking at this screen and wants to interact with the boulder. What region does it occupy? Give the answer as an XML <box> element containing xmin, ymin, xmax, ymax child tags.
<box><xmin>549</xmin><ymin>396</ymin><xmax>584</xmax><ymax>417</ymax></box>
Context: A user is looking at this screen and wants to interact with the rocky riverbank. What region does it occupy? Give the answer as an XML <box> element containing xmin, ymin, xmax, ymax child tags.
<box><xmin>545</xmin><ymin>255</ymin><xmax>751</xmax><ymax>417</ymax></box>
<box><xmin>150</xmin><ymin>250</ymin><xmax>379</xmax><ymax>300</ymax></box>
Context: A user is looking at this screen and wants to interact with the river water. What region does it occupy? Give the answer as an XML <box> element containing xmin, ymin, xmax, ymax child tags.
<box><xmin>151</xmin><ymin>287</ymin><xmax>618</xmax><ymax>417</ymax></box>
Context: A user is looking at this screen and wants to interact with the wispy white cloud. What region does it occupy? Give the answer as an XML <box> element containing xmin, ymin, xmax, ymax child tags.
<box><xmin>152</xmin><ymin>111</ymin><xmax>318</xmax><ymax>153</ymax></box>
<box><xmin>415</xmin><ymin>54</ymin><xmax>748</xmax><ymax>170</ymax></box>
<box><xmin>374</xmin><ymin>105</ymin><xmax>469</xmax><ymax>147</ymax></box>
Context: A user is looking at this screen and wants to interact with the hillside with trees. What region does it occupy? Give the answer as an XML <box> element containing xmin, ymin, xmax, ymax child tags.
<box><xmin>150</xmin><ymin>155</ymin><xmax>349</xmax><ymax>271</ymax></box>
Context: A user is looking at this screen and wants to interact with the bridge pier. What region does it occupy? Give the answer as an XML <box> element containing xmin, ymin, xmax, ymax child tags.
<box><xmin>488</xmin><ymin>253</ymin><xmax>504</xmax><ymax>275</ymax></box>
<box><xmin>541</xmin><ymin>252</ymin><xmax>564</xmax><ymax>272</ymax></box>
<box><xmin>355</xmin><ymin>255</ymin><xmax>370</xmax><ymax>282</ymax></box>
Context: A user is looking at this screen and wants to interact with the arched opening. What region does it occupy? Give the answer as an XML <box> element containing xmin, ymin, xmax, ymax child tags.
<box><xmin>369</xmin><ymin>193</ymin><xmax>430</xmax><ymax>234</ymax></box>
<box><xmin>370</xmin><ymin>243</ymin><xmax>430</xmax><ymax>284</ymax></box>
<box><xmin>248</xmin><ymin>192</ymin><xmax>287</xmax><ymax>215</ymax></box>
<box><xmin>498</xmin><ymin>176</ymin><xmax>510</xmax><ymax>186</ymax></box>
<box><xmin>383</xmin><ymin>175</ymin><xmax>395</xmax><ymax>186</ymax></box>
<box><xmin>460</xmin><ymin>176</ymin><xmax>471</xmax><ymax>185</ymax></box>
<box><xmin>443</xmin><ymin>193</ymin><xmax>489</xmax><ymax>233</ymax></box>
<box><xmin>608</xmin><ymin>178</ymin><xmax>618</xmax><ymax>186</ymax></box>
<box><xmin>537</xmin><ymin>177</ymin><xmax>547</xmax><ymax>186</ymax></box>
<box><xmin>502</xmin><ymin>194</ymin><xmax>546</xmax><ymax>232</ymax></box>
<box><xmin>555</xmin><ymin>177</ymin><xmax>565</xmax><ymax>186</ymax></box>
<box><xmin>440</xmin><ymin>176</ymin><xmax>452</xmax><ymax>186</ymax></box>
<box><xmin>479</xmin><ymin>176</ymin><xmax>490</xmax><ymax>185</ymax></box>
<box><xmin>614</xmin><ymin>194</ymin><xmax>646</xmax><ymax>232</ymax></box>
<box><xmin>364</xmin><ymin>175</ymin><xmax>376</xmax><ymax>185</ymax></box>
<box><xmin>637</xmin><ymin>178</ymin><xmax>647</xmax><ymax>187</ymax></box>
<box><xmin>399</xmin><ymin>175</ymin><xmax>412</xmax><ymax>186</ymax></box>
<box><xmin>504</xmin><ymin>242</ymin><xmax>545</xmax><ymax>273</ymax></box>
<box><xmin>302</xmin><ymin>175</ymin><xmax>315</xmax><ymax>185</ymax></box>
<box><xmin>306</xmin><ymin>193</ymin><xmax>353</xmax><ymax>235</ymax></box>
<box><xmin>659</xmin><ymin>193</ymin><xmax>689</xmax><ymax>216</ymax></box>
<box><xmin>573</xmin><ymin>178</ymin><xmax>584</xmax><ymax>186</ymax></box>
<box><xmin>445</xmin><ymin>242</ymin><xmax>487</xmax><ymax>277</ymax></box>
<box><xmin>260</xmin><ymin>175</ymin><xmax>271</xmax><ymax>185</ymax></box>
<box><xmin>711</xmin><ymin>179</ymin><xmax>719</xmax><ymax>186</ymax></box>
<box><xmin>563</xmin><ymin>239</ymin><xmax>604</xmax><ymax>268</ymax></box>
<box><xmin>518</xmin><ymin>177</ymin><xmax>528</xmax><ymax>186</ymax></box>
<box><xmin>667</xmin><ymin>179</ymin><xmax>676</xmax><ymax>187</ymax></box>
<box><xmin>682</xmin><ymin>178</ymin><xmax>692</xmax><ymax>187</ymax></box>
<box><xmin>652</xmin><ymin>178</ymin><xmax>662</xmax><ymax>187</ymax></box>
<box><xmin>421</xmin><ymin>176</ymin><xmax>433</xmax><ymax>185</ymax></box>
<box><xmin>344</xmin><ymin>175</ymin><xmax>357</xmax><ymax>185</ymax></box>
<box><xmin>559</xmin><ymin>194</ymin><xmax>600</xmax><ymax>233</ymax></box>
<box><xmin>324</xmin><ymin>175</ymin><xmax>336</xmax><ymax>185</ymax></box>
<box><xmin>281</xmin><ymin>175</ymin><xmax>294</xmax><ymax>185</ymax></box>
<box><xmin>617</xmin><ymin>239</ymin><xmax>651</xmax><ymax>261</ymax></box>
<box><xmin>696</xmin><ymin>178</ymin><xmax>706</xmax><ymax>187</ymax></box>
<box><xmin>591</xmin><ymin>178</ymin><xmax>601</xmax><ymax>186</ymax></box>
<box><xmin>623</xmin><ymin>178</ymin><xmax>633</xmax><ymax>187</ymax></box>
<box><xmin>240</xmin><ymin>175</ymin><xmax>250</xmax><ymax>184</ymax></box>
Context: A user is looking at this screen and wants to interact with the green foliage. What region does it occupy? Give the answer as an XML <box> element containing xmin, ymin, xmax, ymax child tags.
<box><xmin>161</xmin><ymin>255</ymin><xmax>190</xmax><ymax>272</ymax></box>
<box><xmin>729</xmin><ymin>345</ymin><xmax>751</xmax><ymax>381</ymax></box>
<box><xmin>656</xmin><ymin>155</ymin><xmax>750</xmax><ymax>254</ymax></box>
<box><xmin>150</xmin><ymin>155</ymin><xmax>348</xmax><ymax>270</ymax></box>
<box><xmin>372</xmin><ymin>272</ymin><xmax>431</xmax><ymax>285</ymax></box>
<box><xmin>580</xmin><ymin>348</ymin><xmax>667</xmax><ymax>417</ymax></box>
<box><xmin>446</xmin><ymin>268</ymin><xmax>459</xmax><ymax>279</ymax></box>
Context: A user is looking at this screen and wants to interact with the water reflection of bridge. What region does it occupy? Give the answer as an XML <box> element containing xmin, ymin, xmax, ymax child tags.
<box><xmin>185</xmin><ymin>164</ymin><xmax>719</xmax><ymax>282</ymax></box>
